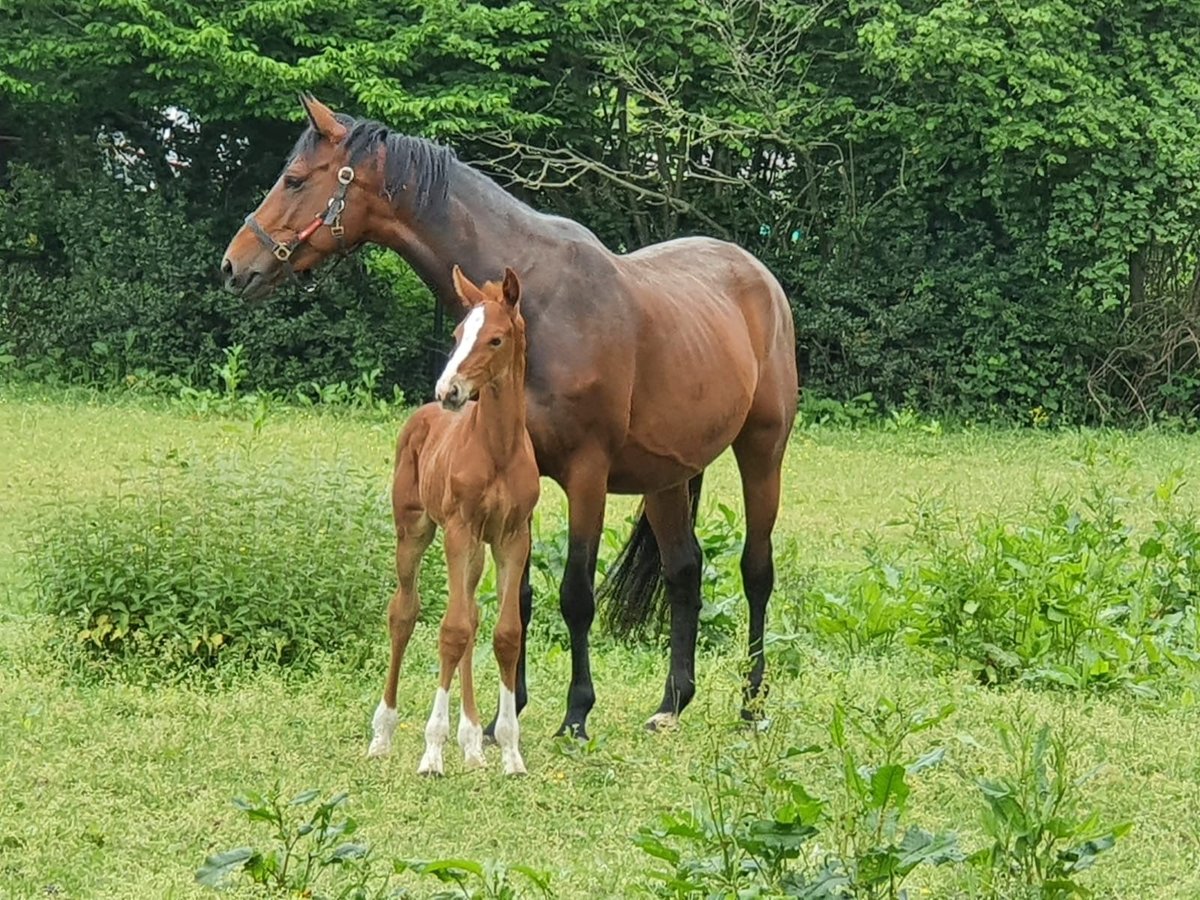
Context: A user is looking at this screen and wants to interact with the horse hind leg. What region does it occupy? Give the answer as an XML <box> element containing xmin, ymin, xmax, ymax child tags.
<box><xmin>368</xmin><ymin>509</ymin><xmax>435</xmax><ymax>757</ymax></box>
<box><xmin>732</xmin><ymin>415</ymin><xmax>789</xmax><ymax>724</ymax></box>
<box><xmin>643</xmin><ymin>481</ymin><xmax>703</xmax><ymax>731</ymax></box>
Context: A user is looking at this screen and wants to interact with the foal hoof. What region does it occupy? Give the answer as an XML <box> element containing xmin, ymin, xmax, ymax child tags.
<box><xmin>644</xmin><ymin>712</ymin><xmax>679</xmax><ymax>733</ymax></box>
<box><xmin>503</xmin><ymin>754</ymin><xmax>528</xmax><ymax>777</ymax></box>
<box><xmin>463</xmin><ymin>751</ymin><xmax>487</xmax><ymax>770</ymax></box>
<box><xmin>366</xmin><ymin>737</ymin><xmax>391</xmax><ymax>759</ymax></box>
<box><xmin>417</xmin><ymin>751</ymin><xmax>444</xmax><ymax>777</ymax></box>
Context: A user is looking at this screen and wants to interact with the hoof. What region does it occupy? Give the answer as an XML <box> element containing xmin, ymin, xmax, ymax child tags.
<box><xmin>369</xmin><ymin>701</ymin><xmax>398</xmax><ymax>759</ymax></box>
<box><xmin>366</xmin><ymin>737</ymin><xmax>391</xmax><ymax>759</ymax></box>
<box><xmin>555</xmin><ymin>721</ymin><xmax>589</xmax><ymax>742</ymax></box>
<box><xmin>463</xmin><ymin>751</ymin><xmax>487</xmax><ymax>770</ymax></box>
<box><xmin>503</xmin><ymin>755</ymin><xmax>528</xmax><ymax>777</ymax></box>
<box><xmin>644</xmin><ymin>712</ymin><xmax>679</xmax><ymax>733</ymax></box>
<box><xmin>739</xmin><ymin>711</ymin><xmax>772</xmax><ymax>732</ymax></box>
<box><xmin>417</xmin><ymin>750</ymin><xmax>444</xmax><ymax>777</ymax></box>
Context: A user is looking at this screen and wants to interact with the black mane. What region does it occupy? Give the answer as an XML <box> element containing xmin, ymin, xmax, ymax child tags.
<box><xmin>289</xmin><ymin>113</ymin><xmax>455</xmax><ymax>213</ymax></box>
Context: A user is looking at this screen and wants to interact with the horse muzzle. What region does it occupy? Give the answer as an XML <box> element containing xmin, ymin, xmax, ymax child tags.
<box><xmin>221</xmin><ymin>256</ymin><xmax>280</xmax><ymax>300</ymax></box>
<box><xmin>437</xmin><ymin>379</ymin><xmax>470</xmax><ymax>411</ymax></box>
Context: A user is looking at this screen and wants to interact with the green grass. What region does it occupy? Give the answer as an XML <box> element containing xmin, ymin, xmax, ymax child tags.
<box><xmin>3</xmin><ymin>385</ymin><xmax>1200</xmax><ymax>898</ymax></box>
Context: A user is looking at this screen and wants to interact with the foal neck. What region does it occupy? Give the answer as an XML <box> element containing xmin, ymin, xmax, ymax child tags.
<box><xmin>469</xmin><ymin>337</ymin><xmax>527</xmax><ymax>466</ymax></box>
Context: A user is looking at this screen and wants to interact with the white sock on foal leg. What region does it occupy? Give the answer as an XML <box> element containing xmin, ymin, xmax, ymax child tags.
<box><xmin>494</xmin><ymin>684</ymin><xmax>526</xmax><ymax>775</ymax></box>
<box><xmin>367</xmin><ymin>699</ymin><xmax>399</xmax><ymax>758</ymax></box>
<box><xmin>417</xmin><ymin>688</ymin><xmax>450</xmax><ymax>776</ymax></box>
<box><xmin>458</xmin><ymin>707</ymin><xmax>485</xmax><ymax>769</ymax></box>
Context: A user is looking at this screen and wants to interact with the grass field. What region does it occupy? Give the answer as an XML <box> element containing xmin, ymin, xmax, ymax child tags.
<box><xmin>2</xmin><ymin>385</ymin><xmax>1200</xmax><ymax>899</ymax></box>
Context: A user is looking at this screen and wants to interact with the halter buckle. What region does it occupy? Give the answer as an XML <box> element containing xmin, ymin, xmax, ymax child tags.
<box><xmin>273</xmin><ymin>243</ymin><xmax>293</xmax><ymax>262</ymax></box>
<box><xmin>330</xmin><ymin>221</ymin><xmax>345</xmax><ymax>238</ymax></box>
<box><xmin>337</xmin><ymin>166</ymin><xmax>355</xmax><ymax>185</ymax></box>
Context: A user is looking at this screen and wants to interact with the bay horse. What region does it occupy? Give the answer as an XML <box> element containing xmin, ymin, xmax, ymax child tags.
<box><xmin>367</xmin><ymin>264</ymin><xmax>538</xmax><ymax>776</ymax></box>
<box><xmin>221</xmin><ymin>95</ymin><xmax>798</xmax><ymax>739</ymax></box>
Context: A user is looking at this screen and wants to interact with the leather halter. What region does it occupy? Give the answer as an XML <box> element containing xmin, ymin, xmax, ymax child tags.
<box><xmin>243</xmin><ymin>165</ymin><xmax>357</xmax><ymax>291</ymax></box>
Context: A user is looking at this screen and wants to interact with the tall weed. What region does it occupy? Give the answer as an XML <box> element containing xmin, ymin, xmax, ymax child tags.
<box><xmin>800</xmin><ymin>475</ymin><xmax>1200</xmax><ymax>696</ymax></box>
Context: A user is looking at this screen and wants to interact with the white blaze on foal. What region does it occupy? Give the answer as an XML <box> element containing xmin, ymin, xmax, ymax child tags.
<box><xmin>435</xmin><ymin>305</ymin><xmax>485</xmax><ymax>400</ymax></box>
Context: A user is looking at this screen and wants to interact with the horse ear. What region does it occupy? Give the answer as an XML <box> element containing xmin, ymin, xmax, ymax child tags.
<box><xmin>501</xmin><ymin>267</ymin><xmax>521</xmax><ymax>310</ymax></box>
<box><xmin>299</xmin><ymin>93</ymin><xmax>347</xmax><ymax>143</ymax></box>
<box><xmin>451</xmin><ymin>265</ymin><xmax>483</xmax><ymax>311</ymax></box>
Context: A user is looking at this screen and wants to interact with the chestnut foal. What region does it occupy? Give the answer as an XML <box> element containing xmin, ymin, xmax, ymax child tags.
<box><xmin>368</xmin><ymin>265</ymin><xmax>539</xmax><ymax>776</ymax></box>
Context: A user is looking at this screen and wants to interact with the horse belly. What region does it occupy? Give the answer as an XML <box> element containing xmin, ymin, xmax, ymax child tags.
<box><xmin>611</xmin><ymin>320</ymin><xmax>757</xmax><ymax>493</ymax></box>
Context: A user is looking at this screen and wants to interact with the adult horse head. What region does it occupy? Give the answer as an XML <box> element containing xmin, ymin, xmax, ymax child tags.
<box><xmin>221</xmin><ymin>93</ymin><xmax>451</xmax><ymax>298</ymax></box>
<box><xmin>221</xmin><ymin>95</ymin><xmax>799</xmax><ymax>740</ymax></box>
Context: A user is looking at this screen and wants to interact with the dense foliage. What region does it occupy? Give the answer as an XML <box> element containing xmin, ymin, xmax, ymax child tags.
<box><xmin>4</xmin><ymin>0</ymin><xmax>1200</xmax><ymax>421</ymax></box>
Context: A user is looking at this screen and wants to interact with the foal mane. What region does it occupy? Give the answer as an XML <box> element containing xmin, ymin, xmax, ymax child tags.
<box><xmin>289</xmin><ymin>114</ymin><xmax>456</xmax><ymax>214</ymax></box>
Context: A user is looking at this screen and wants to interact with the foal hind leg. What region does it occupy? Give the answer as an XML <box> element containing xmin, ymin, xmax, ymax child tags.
<box><xmin>644</xmin><ymin>481</ymin><xmax>703</xmax><ymax>731</ymax></box>
<box><xmin>484</xmin><ymin>545</ymin><xmax>532</xmax><ymax>743</ymax></box>
<box><xmin>419</xmin><ymin>524</ymin><xmax>484</xmax><ymax>776</ymax></box>
<box><xmin>456</xmin><ymin>591</ymin><xmax>486</xmax><ymax>770</ymax></box>
<box><xmin>369</xmin><ymin>478</ymin><xmax>436</xmax><ymax>756</ymax></box>
<box><xmin>732</xmin><ymin>419</ymin><xmax>788</xmax><ymax>723</ymax></box>
<box><xmin>493</xmin><ymin>525</ymin><xmax>532</xmax><ymax>774</ymax></box>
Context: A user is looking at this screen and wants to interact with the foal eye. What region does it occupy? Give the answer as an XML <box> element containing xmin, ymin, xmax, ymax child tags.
<box><xmin>489</xmin><ymin>337</ymin><xmax>502</xmax><ymax>347</ymax></box>
<box><xmin>283</xmin><ymin>174</ymin><xmax>306</xmax><ymax>190</ymax></box>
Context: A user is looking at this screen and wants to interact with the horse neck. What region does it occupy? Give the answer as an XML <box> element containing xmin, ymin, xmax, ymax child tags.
<box><xmin>367</xmin><ymin>163</ymin><xmax>565</xmax><ymax>313</ymax></box>
<box><xmin>469</xmin><ymin>343</ymin><xmax>527</xmax><ymax>465</ymax></box>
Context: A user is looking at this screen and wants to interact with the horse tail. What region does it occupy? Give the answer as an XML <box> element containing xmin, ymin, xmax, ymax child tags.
<box><xmin>599</xmin><ymin>471</ymin><xmax>704</xmax><ymax>639</ymax></box>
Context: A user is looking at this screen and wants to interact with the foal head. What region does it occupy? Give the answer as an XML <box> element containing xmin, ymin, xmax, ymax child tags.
<box><xmin>435</xmin><ymin>266</ymin><xmax>524</xmax><ymax>411</ymax></box>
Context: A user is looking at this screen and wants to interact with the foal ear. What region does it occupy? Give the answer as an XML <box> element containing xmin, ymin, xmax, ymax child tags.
<box><xmin>299</xmin><ymin>93</ymin><xmax>347</xmax><ymax>143</ymax></box>
<box><xmin>501</xmin><ymin>267</ymin><xmax>521</xmax><ymax>310</ymax></box>
<box><xmin>451</xmin><ymin>265</ymin><xmax>485</xmax><ymax>311</ymax></box>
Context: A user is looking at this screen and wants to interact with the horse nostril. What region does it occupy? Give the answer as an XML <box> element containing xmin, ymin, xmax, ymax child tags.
<box><xmin>221</xmin><ymin>258</ymin><xmax>233</xmax><ymax>277</ymax></box>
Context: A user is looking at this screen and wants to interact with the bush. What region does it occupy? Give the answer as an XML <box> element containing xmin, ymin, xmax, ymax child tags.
<box><xmin>26</xmin><ymin>449</ymin><xmax>400</xmax><ymax>673</ymax></box>
<box><xmin>0</xmin><ymin>158</ymin><xmax>443</xmax><ymax>401</ymax></box>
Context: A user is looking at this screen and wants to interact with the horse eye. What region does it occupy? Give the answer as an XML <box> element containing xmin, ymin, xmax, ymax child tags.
<box><xmin>489</xmin><ymin>337</ymin><xmax>502</xmax><ymax>347</ymax></box>
<box><xmin>284</xmin><ymin>174</ymin><xmax>305</xmax><ymax>190</ymax></box>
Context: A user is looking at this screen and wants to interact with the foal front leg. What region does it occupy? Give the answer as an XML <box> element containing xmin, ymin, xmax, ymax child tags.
<box><xmin>419</xmin><ymin>526</ymin><xmax>484</xmax><ymax>776</ymax></box>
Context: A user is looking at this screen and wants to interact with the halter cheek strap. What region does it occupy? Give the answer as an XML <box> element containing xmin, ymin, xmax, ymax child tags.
<box><xmin>245</xmin><ymin>165</ymin><xmax>357</xmax><ymax>289</ymax></box>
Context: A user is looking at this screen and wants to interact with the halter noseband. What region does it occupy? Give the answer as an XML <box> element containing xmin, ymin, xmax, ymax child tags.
<box><xmin>244</xmin><ymin>165</ymin><xmax>357</xmax><ymax>291</ymax></box>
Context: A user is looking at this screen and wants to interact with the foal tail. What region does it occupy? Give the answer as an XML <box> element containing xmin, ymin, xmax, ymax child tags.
<box><xmin>598</xmin><ymin>472</ymin><xmax>704</xmax><ymax>639</ymax></box>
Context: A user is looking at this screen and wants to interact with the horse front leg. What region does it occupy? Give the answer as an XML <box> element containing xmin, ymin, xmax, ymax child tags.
<box><xmin>556</xmin><ymin>456</ymin><xmax>609</xmax><ymax>739</ymax></box>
